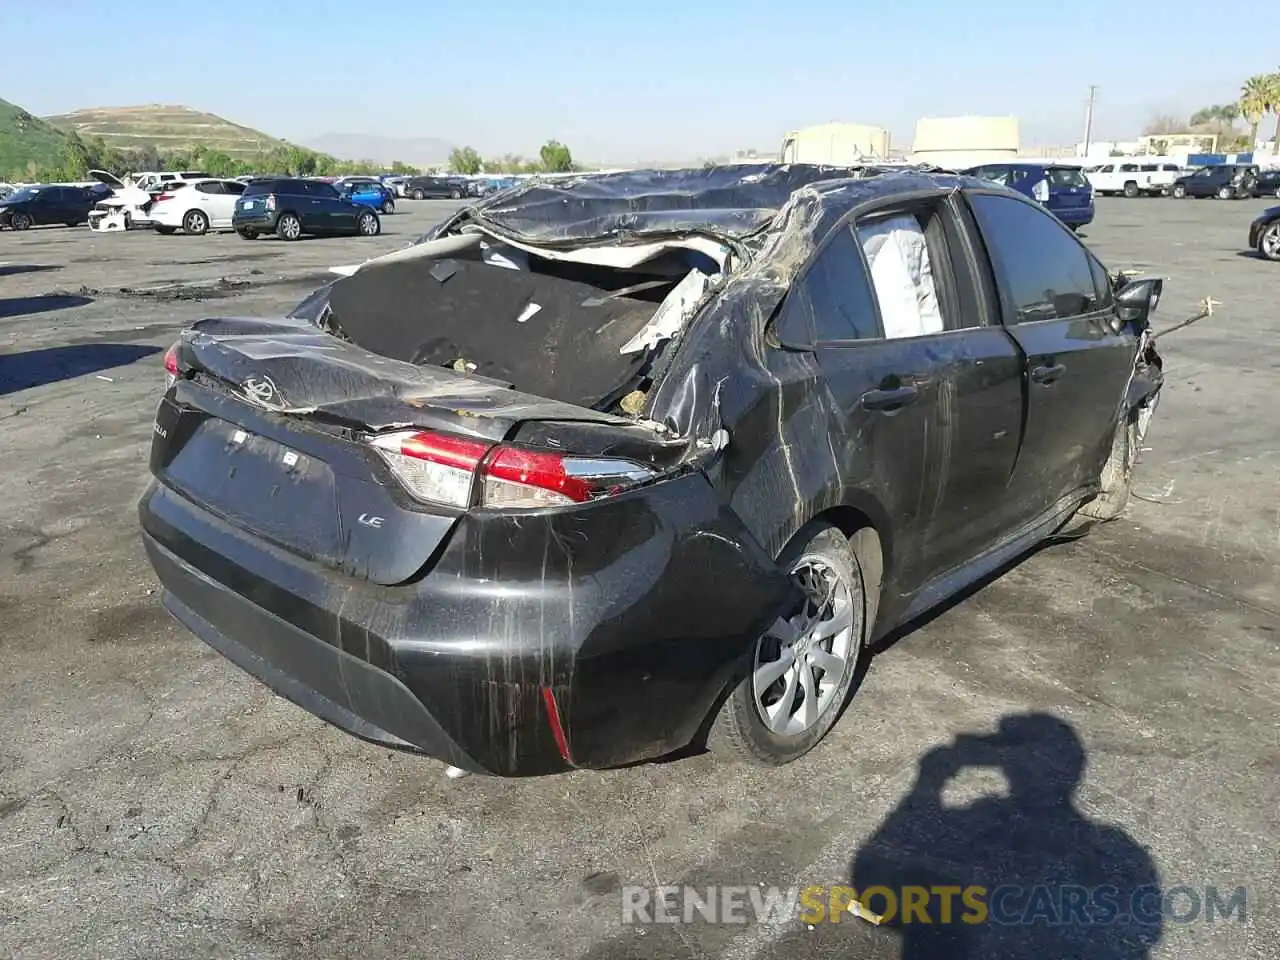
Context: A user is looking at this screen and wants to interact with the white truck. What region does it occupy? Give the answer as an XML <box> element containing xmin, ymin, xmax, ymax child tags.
<box><xmin>1086</xmin><ymin>160</ymin><xmax>1183</xmax><ymax>197</ymax></box>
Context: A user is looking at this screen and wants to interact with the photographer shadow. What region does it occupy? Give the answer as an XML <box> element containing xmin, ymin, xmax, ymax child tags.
<box><xmin>849</xmin><ymin>712</ymin><xmax>1163</xmax><ymax>959</ymax></box>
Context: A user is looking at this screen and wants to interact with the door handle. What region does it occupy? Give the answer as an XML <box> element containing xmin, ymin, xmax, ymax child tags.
<box><xmin>1031</xmin><ymin>363</ymin><xmax>1066</xmax><ymax>385</ymax></box>
<box><xmin>861</xmin><ymin>385</ymin><xmax>919</xmax><ymax>412</ymax></box>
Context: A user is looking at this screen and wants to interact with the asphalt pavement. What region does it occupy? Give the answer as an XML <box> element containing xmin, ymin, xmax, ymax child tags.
<box><xmin>0</xmin><ymin>196</ymin><xmax>1276</xmax><ymax>960</ymax></box>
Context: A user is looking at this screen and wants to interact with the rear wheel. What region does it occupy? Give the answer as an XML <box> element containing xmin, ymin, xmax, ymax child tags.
<box><xmin>1172</xmin><ymin>184</ymin><xmax>1187</xmax><ymax>198</ymax></box>
<box><xmin>412</xmin><ymin>189</ymin><xmax>425</xmax><ymax>200</ymax></box>
<box><xmin>183</xmin><ymin>209</ymin><xmax>209</xmax><ymax>235</ymax></box>
<box><xmin>381</xmin><ymin>199</ymin><xmax>395</xmax><ymax>215</ymax></box>
<box><xmin>9</xmin><ymin>212</ymin><xmax>31</xmax><ymax>231</ymax></box>
<box><xmin>450</xmin><ymin>188</ymin><xmax>462</xmax><ymax>199</ymax></box>
<box><xmin>236</xmin><ymin>229</ymin><xmax>257</xmax><ymax>240</ymax></box>
<box><xmin>276</xmin><ymin>213</ymin><xmax>302</xmax><ymax>241</ymax></box>
<box><xmin>357</xmin><ymin>210</ymin><xmax>380</xmax><ymax>236</ymax></box>
<box><xmin>1257</xmin><ymin>222</ymin><xmax>1280</xmax><ymax>261</ymax></box>
<box><xmin>1123</xmin><ymin>180</ymin><xmax>1139</xmax><ymax>198</ymax></box>
<box><xmin>710</xmin><ymin>523</ymin><xmax>868</xmax><ymax>766</ymax></box>
<box><xmin>1216</xmin><ymin>185</ymin><xmax>1233</xmax><ymax>200</ymax></box>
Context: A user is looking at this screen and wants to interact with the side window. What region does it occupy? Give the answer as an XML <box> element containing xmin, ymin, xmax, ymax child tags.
<box><xmin>1120</xmin><ymin>164</ymin><xmax>1138</xmax><ymax>172</ymax></box>
<box><xmin>223</xmin><ymin>180</ymin><xmax>245</xmax><ymax>195</ymax></box>
<box><xmin>308</xmin><ymin>181</ymin><xmax>339</xmax><ymax>199</ymax></box>
<box><xmin>857</xmin><ymin>213</ymin><xmax>946</xmax><ymax>339</ymax></box>
<box><xmin>969</xmin><ymin>193</ymin><xmax>1101</xmax><ymax>324</ymax></box>
<box><xmin>1087</xmin><ymin>256</ymin><xmax>1114</xmax><ymax>309</ymax></box>
<box><xmin>1098</xmin><ymin>165</ymin><xmax>1113</xmax><ymax>174</ymax></box>
<box><xmin>804</xmin><ymin>227</ymin><xmax>881</xmax><ymax>342</ymax></box>
<box><xmin>196</xmin><ymin>181</ymin><xmax>223</xmax><ymax>195</ymax></box>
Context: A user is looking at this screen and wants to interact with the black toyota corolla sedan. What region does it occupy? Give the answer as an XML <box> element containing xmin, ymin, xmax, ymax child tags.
<box><xmin>139</xmin><ymin>164</ymin><xmax>1165</xmax><ymax>776</ymax></box>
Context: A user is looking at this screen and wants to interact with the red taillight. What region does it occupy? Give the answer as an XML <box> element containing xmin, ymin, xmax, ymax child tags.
<box><xmin>163</xmin><ymin>342</ymin><xmax>179</xmax><ymax>388</ymax></box>
<box><xmin>265</xmin><ymin>193</ymin><xmax>277</xmax><ymax>211</ymax></box>
<box><xmin>154</xmin><ymin>193</ymin><xmax>175</xmax><ymax>203</ymax></box>
<box><xmin>367</xmin><ymin>429</ymin><xmax>656</xmax><ymax>509</ymax></box>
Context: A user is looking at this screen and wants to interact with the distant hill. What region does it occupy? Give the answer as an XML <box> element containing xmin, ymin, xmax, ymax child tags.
<box><xmin>302</xmin><ymin>132</ymin><xmax>453</xmax><ymax>168</ymax></box>
<box><xmin>44</xmin><ymin>104</ymin><xmax>284</xmax><ymax>160</ymax></box>
<box><xmin>0</xmin><ymin>98</ymin><xmax>73</xmax><ymax>177</ymax></box>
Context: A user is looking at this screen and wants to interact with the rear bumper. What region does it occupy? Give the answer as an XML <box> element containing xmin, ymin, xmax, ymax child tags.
<box><xmin>233</xmin><ymin>211</ymin><xmax>277</xmax><ymax>232</ymax></box>
<box><xmin>139</xmin><ymin>470</ymin><xmax>792</xmax><ymax>776</ymax></box>
<box><xmin>1054</xmin><ymin>204</ymin><xmax>1094</xmax><ymax>226</ymax></box>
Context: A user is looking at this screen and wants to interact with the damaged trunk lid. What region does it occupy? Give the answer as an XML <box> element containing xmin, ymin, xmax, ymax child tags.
<box><xmin>154</xmin><ymin>316</ymin><xmax>653</xmax><ymax>586</ymax></box>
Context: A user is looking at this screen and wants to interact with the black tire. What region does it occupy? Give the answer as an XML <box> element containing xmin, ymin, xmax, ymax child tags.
<box><xmin>412</xmin><ymin>189</ymin><xmax>424</xmax><ymax>200</ymax></box>
<box><xmin>1079</xmin><ymin>416</ymin><xmax>1141</xmax><ymax>521</ymax></box>
<box><xmin>1123</xmin><ymin>181</ymin><xmax>1139</xmax><ymax>198</ymax></box>
<box><xmin>275</xmin><ymin>213</ymin><xmax>302</xmax><ymax>241</ymax></box>
<box><xmin>236</xmin><ymin>229</ymin><xmax>258</xmax><ymax>240</ymax></box>
<box><xmin>356</xmin><ymin>210</ymin><xmax>381</xmax><ymax>237</ymax></box>
<box><xmin>450</xmin><ymin>188</ymin><xmax>462</xmax><ymax>199</ymax></box>
<box><xmin>183</xmin><ymin>209</ymin><xmax>209</xmax><ymax>235</ymax></box>
<box><xmin>1273</xmin><ymin>187</ymin><xmax>1280</xmax><ymax>199</ymax></box>
<box><xmin>1172</xmin><ymin>184</ymin><xmax>1187</xmax><ymax>199</ymax></box>
<box><xmin>1257</xmin><ymin>222</ymin><xmax>1280</xmax><ymax>261</ymax></box>
<box><xmin>154</xmin><ymin>225</ymin><xmax>178</xmax><ymax>235</ymax></box>
<box><xmin>709</xmin><ymin>523</ymin><xmax>870</xmax><ymax>766</ymax></box>
<box><xmin>9</xmin><ymin>212</ymin><xmax>31</xmax><ymax>231</ymax></box>
<box><xmin>381</xmin><ymin>200</ymin><xmax>395</xmax><ymax>215</ymax></box>
<box><xmin>1216</xmin><ymin>185</ymin><xmax>1233</xmax><ymax>200</ymax></box>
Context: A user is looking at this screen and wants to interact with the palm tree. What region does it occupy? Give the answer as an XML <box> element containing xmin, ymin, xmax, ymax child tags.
<box><xmin>1240</xmin><ymin>73</ymin><xmax>1279</xmax><ymax>149</ymax></box>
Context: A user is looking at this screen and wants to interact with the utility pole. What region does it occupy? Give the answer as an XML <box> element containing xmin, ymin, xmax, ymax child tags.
<box><xmin>1083</xmin><ymin>85</ymin><xmax>1099</xmax><ymax>158</ymax></box>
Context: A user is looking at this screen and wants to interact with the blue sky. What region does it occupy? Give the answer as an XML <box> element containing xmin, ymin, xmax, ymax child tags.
<box><xmin>8</xmin><ymin>0</ymin><xmax>1272</xmax><ymax>161</ymax></box>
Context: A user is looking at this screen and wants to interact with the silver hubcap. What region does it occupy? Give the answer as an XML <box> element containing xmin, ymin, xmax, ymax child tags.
<box><xmin>186</xmin><ymin>213</ymin><xmax>203</xmax><ymax>231</ymax></box>
<box><xmin>283</xmin><ymin>218</ymin><xmax>300</xmax><ymax>238</ymax></box>
<box><xmin>360</xmin><ymin>215</ymin><xmax>375</xmax><ymax>234</ymax></box>
<box><xmin>1264</xmin><ymin>226</ymin><xmax>1280</xmax><ymax>258</ymax></box>
<box><xmin>753</xmin><ymin>556</ymin><xmax>858</xmax><ymax>736</ymax></box>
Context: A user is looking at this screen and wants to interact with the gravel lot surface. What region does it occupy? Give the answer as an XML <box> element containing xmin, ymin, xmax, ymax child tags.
<box><xmin>0</xmin><ymin>196</ymin><xmax>1276</xmax><ymax>960</ymax></box>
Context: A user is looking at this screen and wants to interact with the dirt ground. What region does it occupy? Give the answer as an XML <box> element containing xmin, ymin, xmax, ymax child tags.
<box><xmin>0</xmin><ymin>196</ymin><xmax>1276</xmax><ymax>960</ymax></box>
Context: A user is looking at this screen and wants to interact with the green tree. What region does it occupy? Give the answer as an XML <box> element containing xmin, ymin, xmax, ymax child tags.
<box><xmin>449</xmin><ymin>146</ymin><xmax>483</xmax><ymax>174</ymax></box>
<box><xmin>389</xmin><ymin>160</ymin><xmax>418</xmax><ymax>174</ymax></box>
<box><xmin>539</xmin><ymin>139</ymin><xmax>573</xmax><ymax>172</ymax></box>
<box><xmin>1240</xmin><ymin>73</ymin><xmax>1279</xmax><ymax>149</ymax></box>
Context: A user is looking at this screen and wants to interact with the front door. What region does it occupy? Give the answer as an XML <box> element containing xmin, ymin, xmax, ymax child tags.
<box><xmin>966</xmin><ymin>191</ymin><xmax>1136</xmax><ymax>522</ymax></box>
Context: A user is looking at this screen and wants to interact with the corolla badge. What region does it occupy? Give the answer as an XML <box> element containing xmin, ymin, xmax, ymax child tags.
<box><xmin>242</xmin><ymin>375</ymin><xmax>280</xmax><ymax>406</ymax></box>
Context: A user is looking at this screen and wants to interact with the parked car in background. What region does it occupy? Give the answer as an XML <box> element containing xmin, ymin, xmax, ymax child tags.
<box><xmin>1248</xmin><ymin>205</ymin><xmax>1280</xmax><ymax>260</ymax></box>
<box><xmin>962</xmin><ymin>162</ymin><xmax>1094</xmax><ymax>230</ymax></box>
<box><xmin>149</xmin><ymin>178</ymin><xmax>249</xmax><ymax>235</ymax></box>
<box><xmin>233</xmin><ymin>177</ymin><xmax>381</xmax><ymax>240</ymax></box>
<box><xmin>376</xmin><ymin>176</ymin><xmax>409</xmax><ymax>197</ymax></box>
<box><xmin>1086</xmin><ymin>161</ymin><xmax>1183</xmax><ymax>197</ymax></box>
<box><xmin>0</xmin><ymin>184</ymin><xmax>100</xmax><ymax>230</ymax></box>
<box><xmin>338</xmin><ymin>180</ymin><xmax>396</xmax><ymax>214</ymax></box>
<box><xmin>87</xmin><ymin>170</ymin><xmax>210</xmax><ymax>232</ymax></box>
<box><xmin>404</xmin><ymin>175</ymin><xmax>468</xmax><ymax>200</ymax></box>
<box><xmin>1171</xmin><ymin>164</ymin><xmax>1258</xmax><ymax>199</ymax></box>
<box><xmin>142</xmin><ymin>165</ymin><xmax>1165</xmax><ymax>777</ymax></box>
<box><xmin>1251</xmin><ymin>169</ymin><xmax>1280</xmax><ymax>198</ymax></box>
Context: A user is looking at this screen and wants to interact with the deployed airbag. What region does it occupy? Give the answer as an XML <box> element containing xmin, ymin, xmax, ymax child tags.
<box><xmin>858</xmin><ymin>215</ymin><xmax>943</xmax><ymax>340</ymax></box>
<box><xmin>324</xmin><ymin>259</ymin><xmax>657</xmax><ymax>410</ymax></box>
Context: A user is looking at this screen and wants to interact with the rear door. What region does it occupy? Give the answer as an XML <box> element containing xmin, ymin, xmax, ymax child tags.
<box><xmin>192</xmin><ymin>180</ymin><xmax>223</xmax><ymax>226</ymax></box>
<box><xmin>965</xmin><ymin>190</ymin><xmax>1135</xmax><ymax>521</ymax></box>
<box><xmin>850</xmin><ymin>196</ymin><xmax>1023</xmax><ymax>584</ymax></box>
